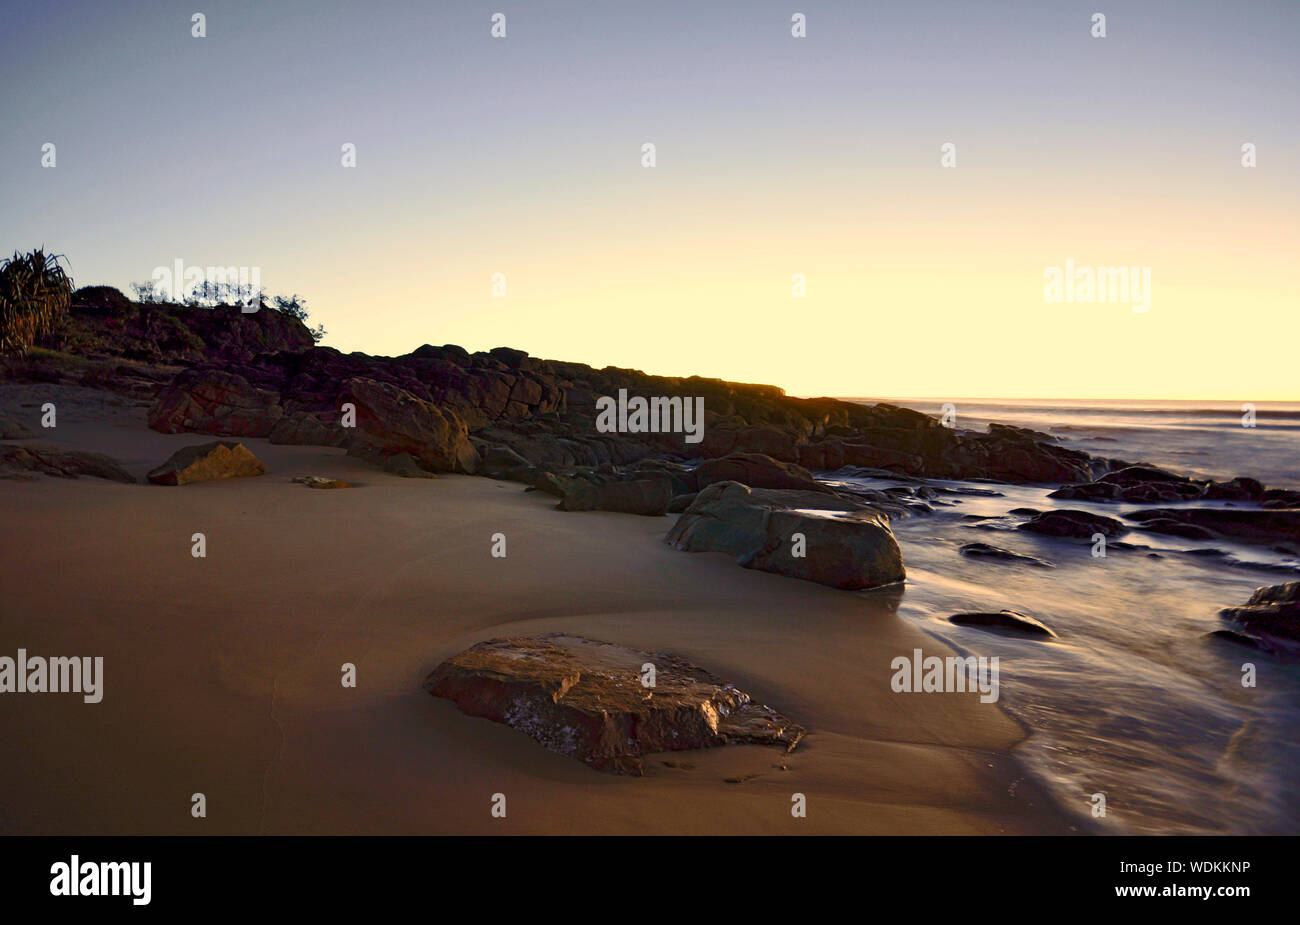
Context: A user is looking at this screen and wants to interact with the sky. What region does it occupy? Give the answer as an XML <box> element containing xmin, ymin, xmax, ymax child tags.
<box><xmin>2</xmin><ymin>0</ymin><xmax>1296</xmax><ymax>400</ymax></box>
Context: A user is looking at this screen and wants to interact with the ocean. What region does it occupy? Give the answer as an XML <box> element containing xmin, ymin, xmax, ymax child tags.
<box><xmin>830</xmin><ymin>398</ymin><xmax>1300</xmax><ymax>834</ymax></box>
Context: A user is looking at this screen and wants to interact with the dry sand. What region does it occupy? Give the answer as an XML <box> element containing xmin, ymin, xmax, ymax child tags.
<box><xmin>0</xmin><ymin>385</ymin><xmax>1077</xmax><ymax>834</ymax></box>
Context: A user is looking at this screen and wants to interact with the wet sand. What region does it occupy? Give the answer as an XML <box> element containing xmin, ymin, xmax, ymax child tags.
<box><xmin>0</xmin><ymin>387</ymin><xmax>1077</xmax><ymax>834</ymax></box>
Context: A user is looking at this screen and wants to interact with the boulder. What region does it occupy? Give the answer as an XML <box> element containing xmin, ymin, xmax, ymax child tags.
<box><xmin>341</xmin><ymin>377</ymin><xmax>477</xmax><ymax>474</ymax></box>
<box><xmin>148</xmin><ymin>368</ymin><xmax>282</xmax><ymax>437</ymax></box>
<box><xmin>1018</xmin><ymin>509</ymin><xmax>1125</xmax><ymax>539</ymax></box>
<box><xmin>664</xmin><ymin>481</ymin><xmax>905</xmax><ymax>590</ymax></box>
<box><xmin>146</xmin><ymin>441</ymin><xmax>267</xmax><ymax>485</ymax></box>
<box><xmin>424</xmin><ymin>633</ymin><xmax>805</xmax><ymax>775</ymax></box>
<box><xmin>1219</xmin><ymin>582</ymin><xmax>1300</xmax><ymax>643</ymax></box>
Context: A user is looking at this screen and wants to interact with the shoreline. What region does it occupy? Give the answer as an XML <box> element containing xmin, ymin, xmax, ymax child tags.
<box><xmin>0</xmin><ymin>392</ymin><xmax>1079</xmax><ymax>835</ymax></box>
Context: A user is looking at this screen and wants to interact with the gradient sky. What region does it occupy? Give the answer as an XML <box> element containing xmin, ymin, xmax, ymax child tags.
<box><xmin>2</xmin><ymin>0</ymin><xmax>1296</xmax><ymax>399</ymax></box>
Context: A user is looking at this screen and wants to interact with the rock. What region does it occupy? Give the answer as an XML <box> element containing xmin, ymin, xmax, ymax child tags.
<box><xmin>424</xmin><ymin>633</ymin><xmax>805</xmax><ymax>775</ymax></box>
<box><xmin>381</xmin><ymin>452</ymin><xmax>437</xmax><ymax>478</ymax></box>
<box><xmin>692</xmin><ymin>452</ymin><xmax>831</xmax><ymax>494</ymax></box>
<box><xmin>1219</xmin><ymin>581</ymin><xmax>1300</xmax><ymax>642</ymax></box>
<box><xmin>558</xmin><ymin>477</ymin><xmax>674</xmax><ymax>516</ymax></box>
<box><xmin>959</xmin><ymin>543</ymin><xmax>1054</xmax><ymax>567</ymax></box>
<box><xmin>1205</xmin><ymin>477</ymin><xmax>1265</xmax><ymax>502</ymax></box>
<box><xmin>476</xmin><ymin>443</ymin><xmax>533</xmax><ymax>481</ymax></box>
<box><xmin>949</xmin><ymin>610</ymin><xmax>1056</xmax><ymax>637</ymax></box>
<box><xmin>666</xmin><ymin>492</ymin><xmax>698</xmax><ymax>513</ymax></box>
<box><xmin>148</xmin><ymin>368</ymin><xmax>283</xmax><ymax>437</ymax></box>
<box><xmin>0</xmin><ymin>444</ymin><xmax>136</xmax><ymax>483</ymax></box>
<box><xmin>267</xmin><ymin>409</ymin><xmax>348</xmax><ymax>448</ymax></box>
<box><xmin>0</xmin><ymin>413</ymin><xmax>34</xmax><ymax>439</ymax></box>
<box><xmin>1263</xmin><ymin>488</ymin><xmax>1300</xmax><ymax>508</ymax></box>
<box><xmin>1133</xmin><ymin>518</ymin><xmax>1215</xmax><ymax>540</ymax></box>
<box><xmin>1048</xmin><ymin>481</ymin><xmax>1123</xmax><ymax>502</ymax></box>
<box><xmin>341</xmin><ymin>377</ymin><xmax>478</xmax><ymax>473</ymax></box>
<box><xmin>664</xmin><ymin>480</ymin><xmax>905</xmax><ymax>590</ymax></box>
<box><xmin>1018</xmin><ymin>509</ymin><xmax>1125</xmax><ymax>539</ymax></box>
<box><xmin>146</xmin><ymin>441</ymin><xmax>267</xmax><ymax>485</ymax></box>
<box><xmin>1099</xmin><ymin>465</ymin><xmax>1190</xmax><ymax>486</ymax></box>
<box><xmin>1127</xmin><ymin>508</ymin><xmax>1300</xmax><ymax>547</ymax></box>
<box><xmin>1206</xmin><ymin>629</ymin><xmax>1262</xmax><ymax>649</ymax></box>
<box><xmin>292</xmin><ymin>476</ymin><xmax>351</xmax><ymax>489</ymax></box>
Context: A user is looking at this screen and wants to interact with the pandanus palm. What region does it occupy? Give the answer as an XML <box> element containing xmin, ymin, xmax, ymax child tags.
<box><xmin>0</xmin><ymin>248</ymin><xmax>74</xmax><ymax>355</ymax></box>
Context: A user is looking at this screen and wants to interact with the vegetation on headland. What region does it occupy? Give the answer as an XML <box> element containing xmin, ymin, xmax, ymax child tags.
<box><xmin>0</xmin><ymin>248</ymin><xmax>74</xmax><ymax>356</ymax></box>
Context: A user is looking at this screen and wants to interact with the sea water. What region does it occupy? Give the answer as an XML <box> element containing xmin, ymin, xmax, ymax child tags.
<box><xmin>829</xmin><ymin>398</ymin><xmax>1300</xmax><ymax>834</ymax></box>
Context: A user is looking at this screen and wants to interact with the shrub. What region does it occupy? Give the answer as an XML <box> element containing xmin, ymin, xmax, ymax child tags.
<box><xmin>0</xmin><ymin>249</ymin><xmax>74</xmax><ymax>355</ymax></box>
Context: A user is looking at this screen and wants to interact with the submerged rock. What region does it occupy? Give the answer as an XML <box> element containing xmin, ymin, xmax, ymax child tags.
<box><xmin>959</xmin><ymin>543</ymin><xmax>1054</xmax><ymax>567</ymax></box>
<box><xmin>147</xmin><ymin>440</ymin><xmax>267</xmax><ymax>485</ymax></box>
<box><xmin>949</xmin><ymin>610</ymin><xmax>1056</xmax><ymax>637</ymax></box>
<box><xmin>1219</xmin><ymin>581</ymin><xmax>1300</xmax><ymax>643</ymax></box>
<box><xmin>1018</xmin><ymin>509</ymin><xmax>1125</xmax><ymax>539</ymax></box>
<box><xmin>1127</xmin><ymin>508</ymin><xmax>1300</xmax><ymax>547</ymax></box>
<box><xmin>424</xmin><ymin>634</ymin><xmax>805</xmax><ymax>775</ymax></box>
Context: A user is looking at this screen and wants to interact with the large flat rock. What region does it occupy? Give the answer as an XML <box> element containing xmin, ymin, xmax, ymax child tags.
<box><xmin>424</xmin><ymin>634</ymin><xmax>805</xmax><ymax>775</ymax></box>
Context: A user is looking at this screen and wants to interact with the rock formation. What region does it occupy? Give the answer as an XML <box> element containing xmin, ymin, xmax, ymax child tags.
<box><xmin>424</xmin><ymin>634</ymin><xmax>805</xmax><ymax>775</ymax></box>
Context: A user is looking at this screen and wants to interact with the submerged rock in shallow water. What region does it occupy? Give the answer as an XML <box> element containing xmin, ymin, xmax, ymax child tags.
<box><xmin>424</xmin><ymin>634</ymin><xmax>805</xmax><ymax>775</ymax></box>
<box><xmin>949</xmin><ymin>610</ymin><xmax>1056</xmax><ymax>637</ymax></box>
<box><xmin>959</xmin><ymin>543</ymin><xmax>1054</xmax><ymax>567</ymax></box>
<box><xmin>1018</xmin><ymin>509</ymin><xmax>1124</xmax><ymax>539</ymax></box>
<box><xmin>1219</xmin><ymin>581</ymin><xmax>1300</xmax><ymax>643</ymax></box>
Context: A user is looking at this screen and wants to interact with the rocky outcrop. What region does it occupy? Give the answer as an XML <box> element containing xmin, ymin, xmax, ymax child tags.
<box><xmin>44</xmin><ymin>291</ymin><xmax>315</xmax><ymax>366</ymax></box>
<box><xmin>1018</xmin><ymin>509</ymin><xmax>1125</xmax><ymax>539</ymax></box>
<box><xmin>424</xmin><ymin>634</ymin><xmax>805</xmax><ymax>775</ymax></box>
<box><xmin>692</xmin><ymin>452</ymin><xmax>830</xmax><ymax>494</ymax></box>
<box><xmin>340</xmin><ymin>378</ymin><xmax>477</xmax><ymax>474</ymax></box>
<box><xmin>664</xmin><ymin>481</ymin><xmax>905</xmax><ymax>590</ymax></box>
<box><xmin>949</xmin><ymin>610</ymin><xmax>1056</xmax><ymax>637</ymax></box>
<box><xmin>1051</xmin><ymin>467</ymin><xmax>1288</xmax><ymax>506</ymax></box>
<box><xmin>0</xmin><ymin>444</ymin><xmax>135</xmax><ymax>483</ymax></box>
<box><xmin>1219</xmin><ymin>582</ymin><xmax>1300</xmax><ymax>643</ymax></box>
<box><xmin>146</xmin><ymin>440</ymin><xmax>267</xmax><ymax>485</ymax></box>
<box><xmin>149</xmin><ymin>368</ymin><xmax>282</xmax><ymax>437</ymax></box>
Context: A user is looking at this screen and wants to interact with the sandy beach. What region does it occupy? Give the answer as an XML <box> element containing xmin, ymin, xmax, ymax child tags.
<box><xmin>0</xmin><ymin>388</ymin><xmax>1074</xmax><ymax>835</ymax></box>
